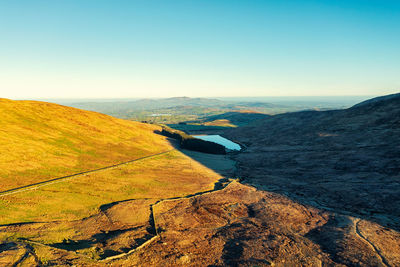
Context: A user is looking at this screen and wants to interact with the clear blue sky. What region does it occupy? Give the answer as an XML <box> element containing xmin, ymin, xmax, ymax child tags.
<box><xmin>0</xmin><ymin>0</ymin><xmax>399</xmax><ymax>98</ymax></box>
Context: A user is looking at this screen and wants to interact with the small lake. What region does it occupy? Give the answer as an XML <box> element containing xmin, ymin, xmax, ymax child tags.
<box><xmin>193</xmin><ymin>135</ymin><xmax>241</xmax><ymax>151</ymax></box>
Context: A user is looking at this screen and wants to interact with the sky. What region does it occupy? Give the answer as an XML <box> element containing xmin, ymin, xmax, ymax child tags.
<box><xmin>0</xmin><ymin>0</ymin><xmax>399</xmax><ymax>99</ymax></box>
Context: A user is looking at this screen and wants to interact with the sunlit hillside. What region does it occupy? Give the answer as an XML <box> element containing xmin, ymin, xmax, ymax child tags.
<box><xmin>0</xmin><ymin>99</ymin><xmax>235</xmax><ymax>263</ymax></box>
<box><xmin>0</xmin><ymin>98</ymin><xmax>173</xmax><ymax>191</ymax></box>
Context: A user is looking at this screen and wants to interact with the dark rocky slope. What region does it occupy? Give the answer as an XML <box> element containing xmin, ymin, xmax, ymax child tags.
<box><xmin>225</xmin><ymin>93</ymin><xmax>400</xmax><ymax>230</ymax></box>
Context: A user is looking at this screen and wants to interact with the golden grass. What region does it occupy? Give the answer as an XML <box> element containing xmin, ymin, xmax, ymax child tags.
<box><xmin>0</xmin><ymin>150</ymin><xmax>221</xmax><ymax>226</ymax></box>
<box><xmin>0</xmin><ymin>99</ymin><xmax>225</xmax><ymax>248</ymax></box>
<box><xmin>0</xmin><ymin>98</ymin><xmax>173</xmax><ymax>191</ymax></box>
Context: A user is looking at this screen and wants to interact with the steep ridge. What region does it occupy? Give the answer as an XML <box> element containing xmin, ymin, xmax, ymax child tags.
<box><xmin>0</xmin><ymin>98</ymin><xmax>172</xmax><ymax>191</ymax></box>
<box><xmin>225</xmin><ymin>93</ymin><xmax>400</xmax><ymax>230</ymax></box>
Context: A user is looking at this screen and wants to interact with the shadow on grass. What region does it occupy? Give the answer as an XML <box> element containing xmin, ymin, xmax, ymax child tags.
<box><xmin>154</xmin><ymin>130</ymin><xmax>237</xmax><ymax>178</ymax></box>
<box><xmin>50</xmin><ymin>226</ymin><xmax>152</xmax><ymax>259</ymax></box>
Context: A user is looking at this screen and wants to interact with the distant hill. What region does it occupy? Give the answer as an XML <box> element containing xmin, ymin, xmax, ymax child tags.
<box><xmin>201</xmin><ymin>111</ymin><xmax>270</xmax><ymax>127</ymax></box>
<box><xmin>0</xmin><ymin>98</ymin><xmax>172</xmax><ymax>191</ymax></box>
<box><xmin>68</xmin><ymin>97</ymin><xmax>226</xmax><ymax>113</ymax></box>
<box><xmin>63</xmin><ymin>97</ymin><xmax>298</xmax><ymax>121</ymax></box>
<box><xmin>47</xmin><ymin>96</ymin><xmax>370</xmax><ymax>122</ymax></box>
<box><xmin>226</xmin><ymin>93</ymin><xmax>400</xmax><ymax>230</ymax></box>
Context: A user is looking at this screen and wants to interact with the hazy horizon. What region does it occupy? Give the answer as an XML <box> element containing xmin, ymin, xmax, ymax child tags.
<box><xmin>6</xmin><ymin>95</ymin><xmax>377</xmax><ymax>110</ymax></box>
<box><xmin>12</xmin><ymin>94</ymin><xmax>376</xmax><ymax>101</ymax></box>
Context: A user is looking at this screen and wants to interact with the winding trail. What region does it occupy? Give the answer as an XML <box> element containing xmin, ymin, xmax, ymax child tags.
<box><xmin>354</xmin><ymin>218</ymin><xmax>390</xmax><ymax>267</ymax></box>
<box><xmin>0</xmin><ymin>149</ymin><xmax>175</xmax><ymax>198</ymax></box>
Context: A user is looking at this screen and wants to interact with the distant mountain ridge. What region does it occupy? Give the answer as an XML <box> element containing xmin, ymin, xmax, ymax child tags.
<box><xmin>69</xmin><ymin>97</ymin><xmax>226</xmax><ymax>111</ymax></box>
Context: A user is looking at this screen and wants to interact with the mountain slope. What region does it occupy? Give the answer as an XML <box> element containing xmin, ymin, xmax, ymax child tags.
<box><xmin>226</xmin><ymin>93</ymin><xmax>400</xmax><ymax>230</ymax></box>
<box><xmin>0</xmin><ymin>98</ymin><xmax>172</xmax><ymax>191</ymax></box>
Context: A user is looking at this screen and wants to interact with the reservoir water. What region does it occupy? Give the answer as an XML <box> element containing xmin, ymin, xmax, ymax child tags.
<box><xmin>193</xmin><ymin>135</ymin><xmax>241</xmax><ymax>151</ymax></box>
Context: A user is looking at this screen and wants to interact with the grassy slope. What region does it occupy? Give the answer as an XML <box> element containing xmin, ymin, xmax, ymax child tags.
<box><xmin>0</xmin><ymin>98</ymin><xmax>172</xmax><ymax>191</ymax></box>
<box><xmin>0</xmin><ymin>99</ymin><xmax>224</xmax><ymax>245</ymax></box>
<box><xmin>0</xmin><ymin>150</ymin><xmax>220</xmax><ymax>227</ymax></box>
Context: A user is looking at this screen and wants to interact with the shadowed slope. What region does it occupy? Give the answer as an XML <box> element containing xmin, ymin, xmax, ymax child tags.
<box><xmin>225</xmin><ymin>93</ymin><xmax>400</xmax><ymax>230</ymax></box>
<box><xmin>201</xmin><ymin>111</ymin><xmax>270</xmax><ymax>127</ymax></box>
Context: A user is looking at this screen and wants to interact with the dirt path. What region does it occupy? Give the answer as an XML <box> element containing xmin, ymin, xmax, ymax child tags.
<box><xmin>0</xmin><ymin>149</ymin><xmax>175</xmax><ymax>198</ymax></box>
<box><xmin>354</xmin><ymin>218</ymin><xmax>390</xmax><ymax>267</ymax></box>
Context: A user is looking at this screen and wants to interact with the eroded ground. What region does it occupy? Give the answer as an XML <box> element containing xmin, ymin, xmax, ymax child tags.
<box><xmin>2</xmin><ymin>181</ymin><xmax>399</xmax><ymax>266</ymax></box>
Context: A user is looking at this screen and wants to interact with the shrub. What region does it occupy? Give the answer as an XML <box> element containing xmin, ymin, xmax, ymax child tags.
<box><xmin>160</xmin><ymin>126</ymin><xmax>226</xmax><ymax>154</ymax></box>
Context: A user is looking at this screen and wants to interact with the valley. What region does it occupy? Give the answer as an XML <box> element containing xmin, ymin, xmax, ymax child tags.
<box><xmin>1</xmin><ymin>95</ymin><xmax>400</xmax><ymax>266</ymax></box>
<box><xmin>2</xmin><ymin>1</ymin><xmax>399</xmax><ymax>265</ymax></box>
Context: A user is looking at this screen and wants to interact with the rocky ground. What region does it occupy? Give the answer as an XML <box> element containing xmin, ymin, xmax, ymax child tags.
<box><xmin>223</xmin><ymin>93</ymin><xmax>400</xmax><ymax>265</ymax></box>
<box><xmin>1</xmin><ymin>181</ymin><xmax>399</xmax><ymax>266</ymax></box>
<box><xmin>225</xmin><ymin>93</ymin><xmax>400</xmax><ymax>230</ymax></box>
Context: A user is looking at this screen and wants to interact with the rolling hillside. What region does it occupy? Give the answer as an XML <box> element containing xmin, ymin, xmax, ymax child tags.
<box><xmin>0</xmin><ymin>99</ymin><xmax>232</xmax><ymax>264</ymax></box>
<box><xmin>0</xmin><ymin>98</ymin><xmax>173</xmax><ymax>191</ymax></box>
